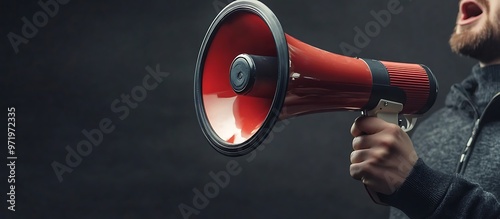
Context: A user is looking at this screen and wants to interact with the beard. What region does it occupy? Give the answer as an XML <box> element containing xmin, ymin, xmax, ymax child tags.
<box><xmin>449</xmin><ymin>17</ymin><xmax>500</xmax><ymax>63</ymax></box>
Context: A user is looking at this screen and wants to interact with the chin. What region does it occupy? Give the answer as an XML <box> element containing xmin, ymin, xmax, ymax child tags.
<box><xmin>449</xmin><ymin>19</ymin><xmax>500</xmax><ymax>63</ymax></box>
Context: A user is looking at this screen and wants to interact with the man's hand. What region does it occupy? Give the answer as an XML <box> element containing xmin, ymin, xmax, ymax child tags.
<box><xmin>350</xmin><ymin>116</ymin><xmax>418</xmax><ymax>195</ymax></box>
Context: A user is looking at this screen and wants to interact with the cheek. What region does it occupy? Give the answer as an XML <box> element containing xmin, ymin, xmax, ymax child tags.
<box><xmin>455</xmin><ymin>11</ymin><xmax>462</xmax><ymax>22</ymax></box>
<box><xmin>490</xmin><ymin>2</ymin><xmax>500</xmax><ymax>21</ymax></box>
<box><xmin>488</xmin><ymin>5</ymin><xmax>500</xmax><ymax>33</ymax></box>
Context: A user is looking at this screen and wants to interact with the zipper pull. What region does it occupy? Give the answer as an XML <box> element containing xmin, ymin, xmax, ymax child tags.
<box><xmin>457</xmin><ymin>119</ymin><xmax>480</xmax><ymax>173</ymax></box>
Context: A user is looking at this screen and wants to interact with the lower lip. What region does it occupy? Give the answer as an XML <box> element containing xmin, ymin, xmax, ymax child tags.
<box><xmin>458</xmin><ymin>14</ymin><xmax>482</xmax><ymax>25</ymax></box>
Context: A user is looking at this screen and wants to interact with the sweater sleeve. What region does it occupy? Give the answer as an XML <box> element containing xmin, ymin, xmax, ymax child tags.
<box><xmin>379</xmin><ymin>159</ymin><xmax>500</xmax><ymax>219</ymax></box>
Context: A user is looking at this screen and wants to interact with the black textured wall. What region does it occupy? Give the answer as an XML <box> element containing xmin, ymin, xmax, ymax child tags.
<box><xmin>2</xmin><ymin>0</ymin><xmax>476</xmax><ymax>218</ymax></box>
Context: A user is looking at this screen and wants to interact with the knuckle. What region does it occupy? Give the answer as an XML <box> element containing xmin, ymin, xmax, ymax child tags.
<box><xmin>380</xmin><ymin>135</ymin><xmax>396</xmax><ymax>148</ymax></box>
<box><xmin>349</xmin><ymin>164</ymin><xmax>360</xmax><ymax>178</ymax></box>
<box><xmin>358</xmin><ymin>162</ymin><xmax>371</xmax><ymax>175</ymax></box>
<box><xmin>350</xmin><ymin>151</ymin><xmax>358</xmax><ymax>163</ymax></box>
<box><xmin>366</xmin><ymin>158</ymin><xmax>378</xmax><ymax>168</ymax></box>
<box><xmin>386</xmin><ymin>123</ymin><xmax>402</xmax><ymax>135</ymax></box>
<box><xmin>351</xmin><ymin>150</ymin><xmax>366</xmax><ymax>164</ymax></box>
<box><xmin>373</xmin><ymin>148</ymin><xmax>391</xmax><ymax>162</ymax></box>
<box><xmin>350</xmin><ymin>163</ymin><xmax>369</xmax><ymax>179</ymax></box>
<box><xmin>387</xmin><ymin>122</ymin><xmax>400</xmax><ymax>130</ymax></box>
<box><xmin>352</xmin><ymin>137</ymin><xmax>361</xmax><ymax>150</ymax></box>
<box><xmin>351</xmin><ymin>118</ymin><xmax>364</xmax><ymax>136</ymax></box>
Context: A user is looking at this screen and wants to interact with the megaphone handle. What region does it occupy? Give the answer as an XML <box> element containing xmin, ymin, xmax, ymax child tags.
<box><xmin>361</xmin><ymin>99</ymin><xmax>404</xmax><ymax>206</ymax></box>
<box><xmin>364</xmin><ymin>185</ymin><xmax>387</xmax><ymax>206</ymax></box>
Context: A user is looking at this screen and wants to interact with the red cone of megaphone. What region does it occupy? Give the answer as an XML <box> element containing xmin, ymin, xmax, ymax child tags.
<box><xmin>194</xmin><ymin>0</ymin><xmax>438</xmax><ymax>156</ymax></box>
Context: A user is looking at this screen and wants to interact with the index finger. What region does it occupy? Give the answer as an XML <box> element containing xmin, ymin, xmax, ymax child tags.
<box><xmin>350</xmin><ymin>116</ymin><xmax>392</xmax><ymax>137</ymax></box>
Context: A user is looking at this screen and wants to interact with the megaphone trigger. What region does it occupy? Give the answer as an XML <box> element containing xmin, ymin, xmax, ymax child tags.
<box><xmin>400</xmin><ymin>116</ymin><xmax>418</xmax><ymax>132</ymax></box>
<box><xmin>362</xmin><ymin>99</ymin><xmax>403</xmax><ymax>126</ymax></box>
<box><xmin>362</xmin><ymin>99</ymin><xmax>418</xmax><ymax>132</ymax></box>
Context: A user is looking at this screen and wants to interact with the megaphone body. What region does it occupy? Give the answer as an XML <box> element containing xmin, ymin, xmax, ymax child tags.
<box><xmin>195</xmin><ymin>0</ymin><xmax>438</xmax><ymax>157</ymax></box>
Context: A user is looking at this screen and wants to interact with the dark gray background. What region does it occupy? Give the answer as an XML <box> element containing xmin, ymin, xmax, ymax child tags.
<box><xmin>2</xmin><ymin>0</ymin><xmax>476</xmax><ymax>218</ymax></box>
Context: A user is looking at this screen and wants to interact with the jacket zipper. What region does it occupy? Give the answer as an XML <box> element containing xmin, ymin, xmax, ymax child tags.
<box><xmin>454</xmin><ymin>85</ymin><xmax>500</xmax><ymax>174</ymax></box>
<box><xmin>456</xmin><ymin>119</ymin><xmax>480</xmax><ymax>174</ymax></box>
<box><xmin>453</xmin><ymin>85</ymin><xmax>479</xmax><ymax>174</ymax></box>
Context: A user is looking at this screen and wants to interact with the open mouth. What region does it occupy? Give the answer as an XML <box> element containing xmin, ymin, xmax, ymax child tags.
<box><xmin>459</xmin><ymin>0</ymin><xmax>484</xmax><ymax>25</ymax></box>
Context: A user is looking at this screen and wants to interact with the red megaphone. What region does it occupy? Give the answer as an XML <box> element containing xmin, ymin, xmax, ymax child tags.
<box><xmin>194</xmin><ymin>0</ymin><xmax>438</xmax><ymax>156</ymax></box>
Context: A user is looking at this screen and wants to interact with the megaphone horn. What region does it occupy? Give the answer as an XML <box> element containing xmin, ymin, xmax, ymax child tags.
<box><xmin>194</xmin><ymin>0</ymin><xmax>438</xmax><ymax>156</ymax></box>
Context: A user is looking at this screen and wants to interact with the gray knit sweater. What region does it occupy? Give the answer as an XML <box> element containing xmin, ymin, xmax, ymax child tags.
<box><xmin>384</xmin><ymin>64</ymin><xmax>500</xmax><ymax>218</ymax></box>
